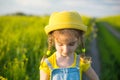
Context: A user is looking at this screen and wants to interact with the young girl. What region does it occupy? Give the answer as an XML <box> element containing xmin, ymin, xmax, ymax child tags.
<box><xmin>40</xmin><ymin>11</ymin><xmax>99</xmax><ymax>80</ymax></box>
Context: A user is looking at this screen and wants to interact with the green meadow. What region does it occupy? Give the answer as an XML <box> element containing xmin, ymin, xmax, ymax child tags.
<box><xmin>0</xmin><ymin>14</ymin><xmax>120</xmax><ymax>80</ymax></box>
<box><xmin>96</xmin><ymin>15</ymin><xmax>120</xmax><ymax>80</ymax></box>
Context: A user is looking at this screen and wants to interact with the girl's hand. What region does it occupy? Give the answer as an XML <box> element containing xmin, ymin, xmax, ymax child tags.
<box><xmin>80</xmin><ymin>56</ymin><xmax>91</xmax><ymax>64</ymax></box>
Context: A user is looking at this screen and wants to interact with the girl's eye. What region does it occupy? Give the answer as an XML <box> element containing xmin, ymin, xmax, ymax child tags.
<box><xmin>58</xmin><ymin>43</ymin><xmax>63</xmax><ymax>46</ymax></box>
<box><xmin>69</xmin><ymin>42</ymin><xmax>75</xmax><ymax>46</ymax></box>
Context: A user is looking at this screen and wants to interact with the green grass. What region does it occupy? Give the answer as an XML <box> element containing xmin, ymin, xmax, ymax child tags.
<box><xmin>96</xmin><ymin>22</ymin><xmax>120</xmax><ymax>80</ymax></box>
<box><xmin>0</xmin><ymin>15</ymin><xmax>92</xmax><ymax>80</ymax></box>
<box><xmin>1</xmin><ymin>15</ymin><xmax>120</xmax><ymax>80</ymax></box>
<box><xmin>0</xmin><ymin>15</ymin><xmax>49</xmax><ymax>80</ymax></box>
<box><xmin>97</xmin><ymin>15</ymin><xmax>120</xmax><ymax>31</ymax></box>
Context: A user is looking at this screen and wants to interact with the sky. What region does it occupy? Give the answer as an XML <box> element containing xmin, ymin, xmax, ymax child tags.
<box><xmin>0</xmin><ymin>0</ymin><xmax>120</xmax><ymax>17</ymax></box>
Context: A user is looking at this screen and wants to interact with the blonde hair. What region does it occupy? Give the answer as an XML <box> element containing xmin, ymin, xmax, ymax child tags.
<box><xmin>40</xmin><ymin>29</ymin><xmax>85</xmax><ymax>65</ymax></box>
<box><xmin>48</xmin><ymin>29</ymin><xmax>85</xmax><ymax>53</ymax></box>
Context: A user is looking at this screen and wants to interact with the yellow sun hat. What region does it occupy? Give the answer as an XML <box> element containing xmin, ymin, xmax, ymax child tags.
<box><xmin>44</xmin><ymin>11</ymin><xmax>87</xmax><ymax>34</ymax></box>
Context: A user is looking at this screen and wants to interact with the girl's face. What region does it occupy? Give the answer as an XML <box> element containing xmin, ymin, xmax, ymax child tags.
<box><xmin>54</xmin><ymin>34</ymin><xmax>79</xmax><ymax>57</ymax></box>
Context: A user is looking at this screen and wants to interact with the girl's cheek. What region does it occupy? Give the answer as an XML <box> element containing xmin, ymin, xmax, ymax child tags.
<box><xmin>55</xmin><ymin>45</ymin><xmax>62</xmax><ymax>51</ymax></box>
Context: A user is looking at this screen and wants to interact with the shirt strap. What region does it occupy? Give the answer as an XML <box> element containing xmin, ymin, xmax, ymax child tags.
<box><xmin>45</xmin><ymin>59</ymin><xmax>53</xmax><ymax>70</ymax></box>
<box><xmin>76</xmin><ymin>55</ymin><xmax>80</xmax><ymax>69</ymax></box>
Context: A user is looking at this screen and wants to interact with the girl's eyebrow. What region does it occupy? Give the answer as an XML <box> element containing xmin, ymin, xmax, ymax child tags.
<box><xmin>58</xmin><ymin>41</ymin><xmax>77</xmax><ymax>44</ymax></box>
<box><xmin>69</xmin><ymin>40</ymin><xmax>78</xmax><ymax>43</ymax></box>
<box><xmin>56</xmin><ymin>38</ymin><xmax>78</xmax><ymax>44</ymax></box>
<box><xmin>69</xmin><ymin>41</ymin><xmax>77</xmax><ymax>44</ymax></box>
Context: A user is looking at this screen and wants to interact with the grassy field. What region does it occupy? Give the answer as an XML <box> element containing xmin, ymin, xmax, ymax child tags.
<box><xmin>96</xmin><ymin>22</ymin><xmax>120</xmax><ymax>80</ymax></box>
<box><xmin>0</xmin><ymin>15</ymin><xmax>49</xmax><ymax>80</ymax></box>
<box><xmin>97</xmin><ymin>15</ymin><xmax>120</xmax><ymax>31</ymax></box>
<box><xmin>0</xmin><ymin>14</ymin><xmax>120</xmax><ymax>80</ymax></box>
<box><xmin>0</xmin><ymin>15</ymin><xmax>91</xmax><ymax>80</ymax></box>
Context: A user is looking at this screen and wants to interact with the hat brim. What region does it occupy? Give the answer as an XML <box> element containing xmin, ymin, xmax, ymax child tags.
<box><xmin>45</xmin><ymin>24</ymin><xmax>87</xmax><ymax>34</ymax></box>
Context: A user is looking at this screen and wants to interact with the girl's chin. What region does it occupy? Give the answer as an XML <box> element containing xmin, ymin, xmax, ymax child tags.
<box><xmin>61</xmin><ymin>54</ymin><xmax>67</xmax><ymax>57</ymax></box>
<box><xmin>61</xmin><ymin>53</ymin><xmax>71</xmax><ymax>57</ymax></box>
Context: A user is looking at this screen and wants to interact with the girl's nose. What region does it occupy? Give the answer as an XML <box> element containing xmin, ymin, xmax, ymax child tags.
<box><xmin>63</xmin><ymin>45</ymin><xmax>69</xmax><ymax>53</ymax></box>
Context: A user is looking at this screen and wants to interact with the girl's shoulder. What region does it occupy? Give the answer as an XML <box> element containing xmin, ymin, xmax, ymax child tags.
<box><xmin>40</xmin><ymin>53</ymin><xmax>56</xmax><ymax>74</ymax></box>
<box><xmin>79</xmin><ymin>55</ymin><xmax>91</xmax><ymax>72</ymax></box>
<box><xmin>46</xmin><ymin>52</ymin><xmax>57</xmax><ymax>67</ymax></box>
<box><xmin>47</xmin><ymin>52</ymin><xmax>56</xmax><ymax>61</ymax></box>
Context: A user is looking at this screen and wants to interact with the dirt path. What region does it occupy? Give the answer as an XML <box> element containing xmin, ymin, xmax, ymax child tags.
<box><xmin>83</xmin><ymin>23</ymin><xmax>101</xmax><ymax>80</ymax></box>
<box><xmin>89</xmin><ymin>25</ymin><xmax>101</xmax><ymax>76</ymax></box>
<box><xmin>83</xmin><ymin>22</ymin><xmax>120</xmax><ymax>80</ymax></box>
<box><xmin>102</xmin><ymin>22</ymin><xmax>120</xmax><ymax>40</ymax></box>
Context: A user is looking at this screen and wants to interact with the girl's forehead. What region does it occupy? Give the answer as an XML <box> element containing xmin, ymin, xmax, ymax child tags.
<box><xmin>52</xmin><ymin>29</ymin><xmax>80</xmax><ymax>43</ymax></box>
<box><xmin>54</xmin><ymin>34</ymin><xmax>78</xmax><ymax>44</ymax></box>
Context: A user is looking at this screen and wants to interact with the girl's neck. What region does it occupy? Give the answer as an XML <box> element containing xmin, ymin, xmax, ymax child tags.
<box><xmin>56</xmin><ymin>52</ymin><xmax>75</xmax><ymax>68</ymax></box>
